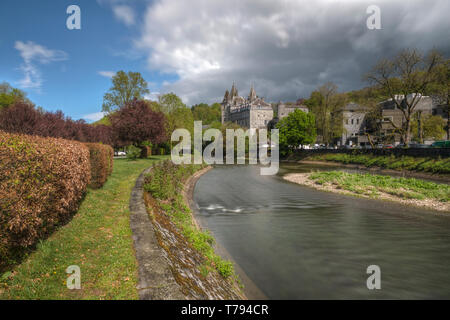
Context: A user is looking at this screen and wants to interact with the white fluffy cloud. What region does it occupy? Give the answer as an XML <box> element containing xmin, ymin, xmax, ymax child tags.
<box><xmin>14</xmin><ymin>41</ymin><xmax>68</xmax><ymax>90</ymax></box>
<box><xmin>134</xmin><ymin>0</ymin><xmax>450</xmax><ymax>105</ymax></box>
<box><xmin>98</xmin><ymin>70</ymin><xmax>116</xmax><ymax>78</ymax></box>
<box><xmin>83</xmin><ymin>111</ymin><xmax>107</xmax><ymax>122</ymax></box>
<box><xmin>112</xmin><ymin>5</ymin><xmax>136</xmax><ymax>26</ymax></box>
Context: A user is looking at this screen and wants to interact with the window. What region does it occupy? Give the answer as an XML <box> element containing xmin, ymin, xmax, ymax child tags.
<box><xmin>351</xmin><ymin>119</ymin><xmax>354</xmax><ymax>125</ymax></box>
<box><xmin>356</xmin><ymin>119</ymin><xmax>359</xmax><ymax>125</ymax></box>
<box><xmin>345</xmin><ymin>119</ymin><xmax>349</xmax><ymax>125</ymax></box>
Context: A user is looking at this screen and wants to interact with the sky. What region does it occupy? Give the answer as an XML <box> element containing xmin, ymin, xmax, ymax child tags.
<box><xmin>0</xmin><ymin>0</ymin><xmax>449</xmax><ymax>122</ymax></box>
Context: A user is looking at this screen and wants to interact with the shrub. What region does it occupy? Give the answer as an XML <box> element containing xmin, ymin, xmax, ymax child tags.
<box><xmin>84</xmin><ymin>143</ymin><xmax>114</xmax><ymax>188</ymax></box>
<box><xmin>126</xmin><ymin>145</ymin><xmax>141</xmax><ymax>160</ymax></box>
<box><xmin>0</xmin><ymin>131</ymin><xmax>90</xmax><ymax>270</ymax></box>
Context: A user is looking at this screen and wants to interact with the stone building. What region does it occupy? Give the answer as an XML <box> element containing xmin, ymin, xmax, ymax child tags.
<box><xmin>275</xmin><ymin>99</ymin><xmax>309</xmax><ymax>119</ymax></box>
<box><xmin>379</xmin><ymin>94</ymin><xmax>438</xmax><ymax>144</ymax></box>
<box><xmin>221</xmin><ymin>84</ymin><xmax>273</xmax><ymax>129</ymax></box>
<box><xmin>338</xmin><ymin>102</ymin><xmax>369</xmax><ymax>147</ymax></box>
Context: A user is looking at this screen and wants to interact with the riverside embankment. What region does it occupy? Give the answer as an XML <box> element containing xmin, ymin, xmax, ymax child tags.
<box><xmin>140</xmin><ymin>162</ymin><xmax>245</xmax><ymax>300</ymax></box>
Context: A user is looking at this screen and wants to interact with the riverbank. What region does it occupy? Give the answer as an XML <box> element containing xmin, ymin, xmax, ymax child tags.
<box><xmin>143</xmin><ymin>161</ymin><xmax>245</xmax><ymax>299</ymax></box>
<box><xmin>284</xmin><ymin>171</ymin><xmax>450</xmax><ymax>212</ymax></box>
<box><xmin>301</xmin><ymin>153</ymin><xmax>450</xmax><ymax>177</ymax></box>
<box><xmin>185</xmin><ymin>167</ymin><xmax>267</xmax><ymax>300</ymax></box>
<box><xmin>297</xmin><ymin>160</ymin><xmax>450</xmax><ymax>183</ymax></box>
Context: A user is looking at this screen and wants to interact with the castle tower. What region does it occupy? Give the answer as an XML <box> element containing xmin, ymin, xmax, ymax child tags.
<box><xmin>248</xmin><ymin>84</ymin><xmax>256</xmax><ymax>101</ymax></box>
<box><xmin>223</xmin><ymin>90</ymin><xmax>230</xmax><ymax>103</ymax></box>
<box><xmin>230</xmin><ymin>82</ymin><xmax>238</xmax><ymax>99</ymax></box>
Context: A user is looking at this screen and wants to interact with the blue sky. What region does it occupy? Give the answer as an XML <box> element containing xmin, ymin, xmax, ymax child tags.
<box><xmin>0</xmin><ymin>0</ymin><xmax>177</xmax><ymax>121</ymax></box>
<box><xmin>1</xmin><ymin>0</ymin><xmax>449</xmax><ymax>122</ymax></box>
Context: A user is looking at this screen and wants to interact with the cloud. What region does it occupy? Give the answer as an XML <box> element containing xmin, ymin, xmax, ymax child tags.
<box><xmin>112</xmin><ymin>5</ymin><xmax>136</xmax><ymax>26</ymax></box>
<box><xmin>98</xmin><ymin>70</ymin><xmax>116</xmax><ymax>78</ymax></box>
<box><xmin>83</xmin><ymin>111</ymin><xmax>107</xmax><ymax>122</ymax></box>
<box><xmin>14</xmin><ymin>41</ymin><xmax>68</xmax><ymax>91</ymax></box>
<box><xmin>135</xmin><ymin>0</ymin><xmax>450</xmax><ymax>105</ymax></box>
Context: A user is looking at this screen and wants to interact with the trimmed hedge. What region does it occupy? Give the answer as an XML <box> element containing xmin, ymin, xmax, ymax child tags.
<box><xmin>84</xmin><ymin>143</ymin><xmax>114</xmax><ymax>189</ymax></box>
<box><xmin>0</xmin><ymin>131</ymin><xmax>91</xmax><ymax>270</ymax></box>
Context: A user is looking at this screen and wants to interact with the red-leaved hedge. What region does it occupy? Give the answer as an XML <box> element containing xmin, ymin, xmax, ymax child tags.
<box><xmin>0</xmin><ymin>131</ymin><xmax>91</xmax><ymax>270</ymax></box>
<box><xmin>84</xmin><ymin>143</ymin><xmax>114</xmax><ymax>189</ymax></box>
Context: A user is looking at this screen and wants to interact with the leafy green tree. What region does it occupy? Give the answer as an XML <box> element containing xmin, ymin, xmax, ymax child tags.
<box><xmin>276</xmin><ymin>109</ymin><xmax>316</xmax><ymax>155</ymax></box>
<box><xmin>157</xmin><ymin>93</ymin><xmax>195</xmax><ymax>148</ymax></box>
<box><xmin>365</xmin><ymin>48</ymin><xmax>444</xmax><ymax>144</ymax></box>
<box><xmin>158</xmin><ymin>92</ymin><xmax>185</xmax><ymax>114</ymax></box>
<box><xmin>191</xmin><ymin>103</ymin><xmax>221</xmax><ymax>124</ymax></box>
<box><xmin>304</xmin><ymin>82</ymin><xmax>345</xmax><ymax>145</ymax></box>
<box><xmin>411</xmin><ymin>114</ymin><xmax>446</xmax><ymax>142</ymax></box>
<box><xmin>0</xmin><ymin>82</ymin><xmax>28</xmax><ymax>110</ymax></box>
<box><xmin>102</xmin><ymin>71</ymin><xmax>150</xmax><ymax>113</ymax></box>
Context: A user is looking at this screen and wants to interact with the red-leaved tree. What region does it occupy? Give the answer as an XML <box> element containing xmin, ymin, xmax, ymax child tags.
<box><xmin>0</xmin><ymin>102</ymin><xmax>114</xmax><ymax>145</ymax></box>
<box><xmin>111</xmin><ymin>99</ymin><xmax>167</xmax><ymax>147</ymax></box>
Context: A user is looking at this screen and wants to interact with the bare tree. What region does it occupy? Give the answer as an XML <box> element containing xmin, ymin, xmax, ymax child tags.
<box><xmin>365</xmin><ymin>48</ymin><xmax>443</xmax><ymax>145</ymax></box>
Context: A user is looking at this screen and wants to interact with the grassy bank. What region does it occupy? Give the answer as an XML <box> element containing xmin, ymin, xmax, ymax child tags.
<box><xmin>307</xmin><ymin>153</ymin><xmax>450</xmax><ymax>174</ymax></box>
<box><xmin>144</xmin><ymin>161</ymin><xmax>236</xmax><ymax>279</ymax></box>
<box><xmin>284</xmin><ymin>171</ymin><xmax>450</xmax><ymax>212</ymax></box>
<box><xmin>0</xmin><ymin>156</ymin><xmax>167</xmax><ymax>300</ymax></box>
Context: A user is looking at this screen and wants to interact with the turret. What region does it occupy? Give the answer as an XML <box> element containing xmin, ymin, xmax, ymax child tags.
<box><xmin>223</xmin><ymin>90</ymin><xmax>230</xmax><ymax>103</ymax></box>
<box><xmin>248</xmin><ymin>84</ymin><xmax>256</xmax><ymax>101</ymax></box>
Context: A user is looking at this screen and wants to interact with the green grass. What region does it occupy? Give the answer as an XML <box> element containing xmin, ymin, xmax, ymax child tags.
<box><xmin>309</xmin><ymin>171</ymin><xmax>450</xmax><ymax>202</ymax></box>
<box><xmin>0</xmin><ymin>156</ymin><xmax>168</xmax><ymax>300</ymax></box>
<box><xmin>144</xmin><ymin>161</ymin><xmax>236</xmax><ymax>279</ymax></box>
<box><xmin>308</xmin><ymin>153</ymin><xmax>450</xmax><ymax>174</ymax></box>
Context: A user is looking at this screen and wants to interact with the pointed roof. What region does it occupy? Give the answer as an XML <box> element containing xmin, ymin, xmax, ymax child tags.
<box><xmin>249</xmin><ymin>84</ymin><xmax>256</xmax><ymax>101</ymax></box>
<box><xmin>230</xmin><ymin>82</ymin><xmax>238</xmax><ymax>98</ymax></box>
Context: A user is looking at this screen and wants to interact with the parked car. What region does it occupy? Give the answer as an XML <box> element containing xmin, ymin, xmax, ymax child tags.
<box><xmin>117</xmin><ymin>151</ymin><xmax>126</xmax><ymax>156</ymax></box>
<box><xmin>383</xmin><ymin>144</ymin><xmax>394</xmax><ymax>149</ymax></box>
<box><xmin>431</xmin><ymin>140</ymin><xmax>450</xmax><ymax>148</ymax></box>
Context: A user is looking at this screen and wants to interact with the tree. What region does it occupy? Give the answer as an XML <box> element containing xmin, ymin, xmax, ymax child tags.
<box><xmin>428</xmin><ymin>59</ymin><xmax>450</xmax><ymax>139</ymax></box>
<box><xmin>158</xmin><ymin>92</ymin><xmax>185</xmax><ymax>114</ymax></box>
<box><xmin>365</xmin><ymin>48</ymin><xmax>444</xmax><ymax>145</ymax></box>
<box><xmin>191</xmin><ymin>103</ymin><xmax>221</xmax><ymax>124</ymax></box>
<box><xmin>411</xmin><ymin>114</ymin><xmax>446</xmax><ymax>142</ymax></box>
<box><xmin>276</xmin><ymin>109</ymin><xmax>316</xmax><ymax>155</ymax></box>
<box><xmin>0</xmin><ymin>82</ymin><xmax>29</xmax><ymax>110</ymax></box>
<box><xmin>304</xmin><ymin>82</ymin><xmax>346</xmax><ymax>145</ymax></box>
<box><xmin>110</xmin><ymin>99</ymin><xmax>166</xmax><ymax>148</ymax></box>
<box><xmin>102</xmin><ymin>71</ymin><xmax>150</xmax><ymax>113</ymax></box>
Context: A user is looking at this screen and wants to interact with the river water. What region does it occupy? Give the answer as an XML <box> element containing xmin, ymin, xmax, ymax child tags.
<box><xmin>192</xmin><ymin>164</ymin><xmax>450</xmax><ymax>299</ymax></box>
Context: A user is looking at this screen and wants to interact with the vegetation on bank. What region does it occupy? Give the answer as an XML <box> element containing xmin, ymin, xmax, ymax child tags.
<box><xmin>307</xmin><ymin>153</ymin><xmax>450</xmax><ymax>174</ymax></box>
<box><xmin>0</xmin><ymin>157</ymin><xmax>166</xmax><ymax>299</ymax></box>
<box><xmin>309</xmin><ymin>171</ymin><xmax>450</xmax><ymax>202</ymax></box>
<box><xmin>143</xmin><ymin>161</ymin><xmax>236</xmax><ymax>279</ymax></box>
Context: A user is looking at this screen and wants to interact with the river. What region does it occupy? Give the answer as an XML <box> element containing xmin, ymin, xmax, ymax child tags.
<box><xmin>192</xmin><ymin>164</ymin><xmax>450</xmax><ymax>299</ymax></box>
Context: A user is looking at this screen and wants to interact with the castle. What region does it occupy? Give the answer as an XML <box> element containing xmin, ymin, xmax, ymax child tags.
<box><xmin>221</xmin><ymin>83</ymin><xmax>274</xmax><ymax>129</ymax></box>
<box><xmin>221</xmin><ymin>83</ymin><xmax>309</xmax><ymax>129</ymax></box>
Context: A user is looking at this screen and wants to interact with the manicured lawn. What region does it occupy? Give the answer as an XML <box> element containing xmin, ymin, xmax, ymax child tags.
<box><xmin>0</xmin><ymin>156</ymin><xmax>167</xmax><ymax>300</ymax></box>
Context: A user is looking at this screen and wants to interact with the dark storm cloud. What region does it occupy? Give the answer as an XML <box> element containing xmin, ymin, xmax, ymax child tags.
<box><xmin>135</xmin><ymin>0</ymin><xmax>450</xmax><ymax>105</ymax></box>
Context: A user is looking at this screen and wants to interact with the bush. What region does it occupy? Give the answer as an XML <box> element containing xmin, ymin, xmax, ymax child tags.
<box><xmin>0</xmin><ymin>131</ymin><xmax>90</xmax><ymax>270</ymax></box>
<box><xmin>84</xmin><ymin>143</ymin><xmax>114</xmax><ymax>188</ymax></box>
<box><xmin>126</xmin><ymin>145</ymin><xmax>141</xmax><ymax>160</ymax></box>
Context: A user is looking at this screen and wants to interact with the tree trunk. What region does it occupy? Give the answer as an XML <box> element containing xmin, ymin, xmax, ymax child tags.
<box><xmin>405</xmin><ymin>117</ymin><xmax>412</xmax><ymax>145</ymax></box>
